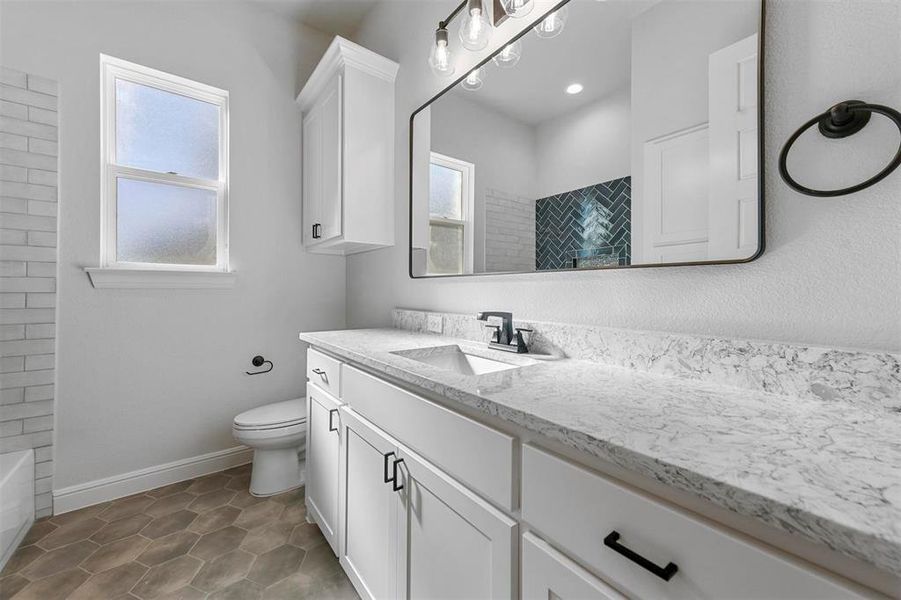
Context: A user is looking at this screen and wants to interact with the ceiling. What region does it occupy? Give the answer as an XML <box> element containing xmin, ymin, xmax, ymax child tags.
<box><xmin>447</xmin><ymin>0</ymin><xmax>659</xmax><ymax>125</ymax></box>
<box><xmin>251</xmin><ymin>0</ymin><xmax>382</xmax><ymax>38</ymax></box>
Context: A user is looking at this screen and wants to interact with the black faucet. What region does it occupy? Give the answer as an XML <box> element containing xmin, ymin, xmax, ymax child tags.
<box><xmin>476</xmin><ymin>311</ymin><xmax>532</xmax><ymax>354</ymax></box>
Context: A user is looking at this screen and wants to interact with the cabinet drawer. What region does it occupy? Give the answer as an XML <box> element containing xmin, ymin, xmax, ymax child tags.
<box><xmin>343</xmin><ymin>365</ymin><xmax>515</xmax><ymax>510</ymax></box>
<box><xmin>521</xmin><ymin>445</ymin><xmax>864</xmax><ymax>599</ymax></box>
<box><xmin>307</xmin><ymin>348</ymin><xmax>341</xmax><ymax>397</ymax></box>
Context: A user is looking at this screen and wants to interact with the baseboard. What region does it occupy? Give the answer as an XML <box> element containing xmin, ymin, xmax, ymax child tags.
<box><xmin>53</xmin><ymin>446</ymin><xmax>253</xmax><ymax>515</ymax></box>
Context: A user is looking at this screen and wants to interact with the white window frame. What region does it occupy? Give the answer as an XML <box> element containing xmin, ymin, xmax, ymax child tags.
<box><xmin>99</xmin><ymin>54</ymin><xmax>229</xmax><ymax>273</ymax></box>
<box><xmin>428</xmin><ymin>152</ymin><xmax>474</xmax><ymax>275</ymax></box>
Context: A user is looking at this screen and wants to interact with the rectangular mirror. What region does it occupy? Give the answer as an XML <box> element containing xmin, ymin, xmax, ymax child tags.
<box><xmin>410</xmin><ymin>0</ymin><xmax>764</xmax><ymax>277</ymax></box>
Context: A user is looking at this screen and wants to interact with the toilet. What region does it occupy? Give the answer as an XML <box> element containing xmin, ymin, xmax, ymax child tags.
<box><xmin>232</xmin><ymin>399</ymin><xmax>306</xmax><ymax>497</ymax></box>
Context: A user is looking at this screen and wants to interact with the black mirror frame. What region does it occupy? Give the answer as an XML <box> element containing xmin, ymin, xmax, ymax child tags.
<box><xmin>409</xmin><ymin>0</ymin><xmax>766</xmax><ymax>279</ymax></box>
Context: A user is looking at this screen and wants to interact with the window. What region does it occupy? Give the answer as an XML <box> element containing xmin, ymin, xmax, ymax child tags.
<box><xmin>428</xmin><ymin>152</ymin><xmax>474</xmax><ymax>275</ymax></box>
<box><xmin>100</xmin><ymin>55</ymin><xmax>229</xmax><ymax>272</ymax></box>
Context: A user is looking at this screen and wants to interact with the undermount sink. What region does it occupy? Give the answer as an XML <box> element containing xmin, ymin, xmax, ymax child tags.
<box><xmin>392</xmin><ymin>345</ymin><xmax>521</xmax><ymax>376</ymax></box>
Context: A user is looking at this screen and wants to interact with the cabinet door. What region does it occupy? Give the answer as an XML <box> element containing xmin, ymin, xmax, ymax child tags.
<box><xmin>306</xmin><ymin>385</ymin><xmax>341</xmax><ymax>555</ymax></box>
<box><xmin>318</xmin><ymin>73</ymin><xmax>343</xmax><ymax>243</ymax></box>
<box><xmin>522</xmin><ymin>533</ymin><xmax>625</xmax><ymax>600</ymax></box>
<box><xmin>339</xmin><ymin>408</ymin><xmax>401</xmax><ymax>600</ymax></box>
<box><xmin>395</xmin><ymin>445</ymin><xmax>517</xmax><ymax>600</ymax></box>
<box><xmin>302</xmin><ymin>104</ymin><xmax>322</xmax><ymax>246</ymax></box>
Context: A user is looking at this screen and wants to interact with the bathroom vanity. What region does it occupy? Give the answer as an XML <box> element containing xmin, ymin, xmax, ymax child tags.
<box><xmin>300</xmin><ymin>314</ymin><xmax>901</xmax><ymax>599</ymax></box>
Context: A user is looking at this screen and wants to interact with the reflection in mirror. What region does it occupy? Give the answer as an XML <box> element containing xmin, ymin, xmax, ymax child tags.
<box><xmin>411</xmin><ymin>0</ymin><xmax>763</xmax><ymax>277</ymax></box>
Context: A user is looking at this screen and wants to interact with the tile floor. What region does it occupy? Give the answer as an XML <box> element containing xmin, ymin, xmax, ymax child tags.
<box><xmin>0</xmin><ymin>464</ymin><xmax>359</xmax><ymax>600</ymax></box>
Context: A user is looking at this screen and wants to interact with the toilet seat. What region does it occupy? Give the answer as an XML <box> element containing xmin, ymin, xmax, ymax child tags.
<box><xmin>234</xmin><ymin>399</ymin><xmax>305</xmax><ymax>431</ymax></box>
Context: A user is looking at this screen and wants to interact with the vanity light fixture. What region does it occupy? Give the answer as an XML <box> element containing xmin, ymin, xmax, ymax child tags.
<box><xmin>502</xmin><ymin>0</ymin><xmax>534</xmax><ymax>18</ymax></box>
<box><xmin>534</xmin><ymin>5</ymin><xmax>568</xmax><ymax>38</ymax></box>
<box><xmin>461</xmin><ymin>66</ymin><xmax>486</xmax><ymax>91</ymax></box>
<box><xmin>429</xmin><ymin>25</ymin><xmax>455</xmax><ymax>76</ymax></box>
<box><xmin>459</xmin><ymin>0</ymin><xmax>492</xmax><ymax>51</ymax></box>
<box><xmin>565</xmin><ymin>82</ymin><xmax>583</xmax><ymax>95</ymax></box>
<box><xmin>493</xmin><ymin>39</ymin><xmax>523</xmax><ymax>68</ymax></box>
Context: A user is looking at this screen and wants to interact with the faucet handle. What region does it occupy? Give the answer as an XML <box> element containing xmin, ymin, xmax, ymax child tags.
<box><xmin>514</xmin><ymin>328</ymin><xmax>533</xmax><ymax>353</ymax></box>
<box><xmin>484</xmin><ymin>324</ymin><xmax>501</xmax><ymax>343</ymax></box>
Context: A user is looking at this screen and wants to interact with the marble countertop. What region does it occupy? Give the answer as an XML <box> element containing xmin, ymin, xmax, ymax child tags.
<box><xmin>299</xmin><ymin>328</ymin><xmax>901</xmax><ymax>575</ymax></box>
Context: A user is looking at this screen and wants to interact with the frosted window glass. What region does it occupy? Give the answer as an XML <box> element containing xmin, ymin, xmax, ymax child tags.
<box><xmin>116</xmin><ymin>79</ymin><xmax>219</xmax><ymax>180</ymax></box>
<box><xmin>117</xmin><ymin>178</ymin><xmax>217</xmax><ymax>265</ymax></box>
<box><xmin>428</xmin><ymin>223</ymin><xmax>463</xmax><ymax>274</ymax></box>
<box><xmin>429</xmin><ymin>163</ymin><xmax>463</xmax><ymax>220</ymax></box>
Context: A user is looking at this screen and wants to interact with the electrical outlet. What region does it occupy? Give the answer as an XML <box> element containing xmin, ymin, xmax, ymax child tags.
<box><xmin>427</xmin><ymin>313</ymin><xmax>443</xmax><ymax>334</ymax></box>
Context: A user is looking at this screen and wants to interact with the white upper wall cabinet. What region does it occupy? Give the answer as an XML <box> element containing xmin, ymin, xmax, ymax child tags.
<box><xmin>297</xmin><ymin>36</ymin><xmax>399</xmax><ymax>255</ymax></box>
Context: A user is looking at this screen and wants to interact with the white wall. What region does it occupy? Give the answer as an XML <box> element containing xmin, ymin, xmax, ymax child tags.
<box><xmin>430</xmin><ymin>92</ymin><xmax>536</xmax><ymax>271</ymax></box>
<box><xmin>0</xmin><ymin>1</ymin><xmax>347</xmax><ymax>490</ymax></box>
<box><xmin>535</xmin><ymin>88</ymin><xmax>631</xmax><ymax>199</ymax></box>
<box><xmin>348</xmin><ymin>0</ymin><xmax>901</xmax><ymax>352</ymax></box>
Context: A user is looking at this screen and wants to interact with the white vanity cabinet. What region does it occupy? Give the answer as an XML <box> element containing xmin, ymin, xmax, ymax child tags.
<box><xmin>296</xmin><ymin>36</ymin><xmax>398</xmax><ymax>255</ymax></box>
<box><xmin>303</xmin><ymin>346</ymin><xmax>873</xmax><ymax>600</ymax></box>
<box><xmin>338</xmin><ymin>406</ymin><xmax>517</xmax><ymax>600</ymax></box>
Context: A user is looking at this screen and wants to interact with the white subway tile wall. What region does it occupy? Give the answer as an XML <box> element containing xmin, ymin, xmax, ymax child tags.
<box><xmin>0</xmin><ymin>66</ymin><xmax>57</xmax><ymax>518</ymax></box>
<box><xmin>484</xmin><ymin>189</ymin><xmax>535</xmax><ymax>273</ymax></box>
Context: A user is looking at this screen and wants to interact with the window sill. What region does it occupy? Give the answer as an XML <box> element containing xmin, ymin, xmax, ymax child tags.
<box><xmin>85</xmin><ymin>268</ymin><xmax>236</xmax><ymax>289</ymax></box>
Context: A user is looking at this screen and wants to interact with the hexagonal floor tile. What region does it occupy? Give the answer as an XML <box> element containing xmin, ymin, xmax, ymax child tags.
<box><xmin>98</xmin><ymin>494</ymin><xmax>155</xmax><ymax>522</ymax></box>
<box><xmin>188</xmin><ymin>505</ymin><xmax>241</xmax><ymax>534</ymax></box>
<box><xmin>189</xmin><ymin>526</ymin><xmax>247</xmax><ymax>561</ymax></box>
<box><xmin>69</xmin><ymin>561</ymin><xmax>148</xmax><ymax>599</ymax></box>
<box><xmin>234</xmin><ymin>501</ymin><xmax>282</xmax><ymax>531</ymax></box>
<box><xmin>91</xmin><ymin>512</ymin><xmax>153</xmax><ymax>545</ymax></box>
<box><xmin>10</xmin><ymin>568</ymin><xmax>90</xmax><ymax>600</ymax></box>
<box><xmin>144</xmin><ymin>492</ymin><xmax>195</xmax><ymax>518</ymax></box>
<box><xmin>246</xmin><ymin>544</ymin><xmax>306</xmax><ymax>587</ymax></box>
<box><xmin>37</xmin><ymin>517</ymin><xmax>104</xmax><ymax>550</ymax></box>
<box><xmin>136</xmin><ymin>530</ymin><xmax>200</xmax><ymax>566</ymax></box>
<box><xmin>81</xmin><ymin>535</ymin><xmax>152</xmax><ymax>573</ymax></box>
<box><xmin>132</xmin><ymin>554</ymin><xmax>203</xmax><ymax>600</ymax></box>
<box><xmin>140</xmin><ymin>509</ymin><xmax>198</xmax><ymax>540</ymax></box>
<box><xmin>191</xmin><ymin>549</ymin><xmax>255</xmax><ymax>592</ymax></box>
<box><xmin>186</xmin><ymin>474</ymin><xmax>229</xmax><ymax>495</ymax></box>
<box><xmin>21</xmin><ymin>539</ymin><xmax>98</xmax><ymax>579</ymax></box>
<box><xmin>188</xmin><ymin>488</ymin><xmax>236</xmax><ymax>513</ymax></box>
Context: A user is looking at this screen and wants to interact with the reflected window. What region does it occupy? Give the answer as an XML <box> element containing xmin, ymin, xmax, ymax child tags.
<box><xmin>101</xmin><ymin>55</ymin><xmax>229</xmax><ymax>270</ymax></box>
<box><xmin>428</xmin><ymin>153</ymin><xmax>474</xmax><ymax>274</ymax></box>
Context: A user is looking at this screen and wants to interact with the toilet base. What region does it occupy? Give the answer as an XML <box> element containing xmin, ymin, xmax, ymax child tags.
<box><xmin>249</xmin><ymin>448</ymin><xmax>305</xmax><ymax>497</ymax></box>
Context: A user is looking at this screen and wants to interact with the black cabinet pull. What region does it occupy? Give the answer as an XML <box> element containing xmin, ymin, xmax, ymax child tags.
<box><xmin>383</xmin><ymin>452</ymin><xmax>397</xmax><ymax>484</ymax></box>
<box><xmin>328</xmin><ymin>409</ymin><xmax>338</xmax><ymax>432</ymax></box>
<box><xmin>312</xmin><ymin>223</ymin><xmax>322</xmax><ymax>239</ymax></box>
<box><xmin>311</xmin><ymin>368</ymin><xmax>328</xmax><ymax>383</ymax></box>
<box><xmin>391</xmin><ymin>458</ymin><xmax>405</xmax><ymax>491</ymax></box>
<box><xmin>603</xmin><ymin>531</ymin><xmax>678</xmax><ymax>582</ymax></box>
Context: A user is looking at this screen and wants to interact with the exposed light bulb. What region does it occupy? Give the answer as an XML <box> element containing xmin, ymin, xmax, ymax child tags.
<box><xmin>459</xmin><ymin>0</ymin><xmax>491</xmax><ymax>51</ymax></box>
<box><xmin>492</xmin><ymin>39</ymin><xmax>522</xmax><ymax>68</ymax></box>
<box><xmin>565</xmin><ymin>83</ymin><xmax>583</xmax><ymax>95</ymax></box>
<box><xmin>428</xmin><ymin>27</ymin><xmax>455</xmax><ymax>77</ymax></box>
<box><xmin>533</xmin><ymin>6</ymin><xmax>569</xmax><ymax>38</ymax></box>
<box><xmin>502</xmin><ymin>0</ymin><xmax>534</xmax><ymax>18</ymax></box>
<box><xmin>461</xmin><ymin>67</ymin><xmax>485</xmax><ymax>91</ymax></box>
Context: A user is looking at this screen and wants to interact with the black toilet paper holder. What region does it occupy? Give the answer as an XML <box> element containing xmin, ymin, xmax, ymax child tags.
<box><xmin>246</xmin><ymin>355</ymin><xmax>273</xmax><ymax>376</ymax></box>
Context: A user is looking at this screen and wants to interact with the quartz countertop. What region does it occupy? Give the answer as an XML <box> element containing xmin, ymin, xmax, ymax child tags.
<box><xmin>299</xmin><ymin>328</ymin><xmax>901</xmax><ymax>575</ymax></box>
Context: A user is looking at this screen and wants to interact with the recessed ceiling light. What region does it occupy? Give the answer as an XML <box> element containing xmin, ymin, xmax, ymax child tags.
<box><xmin>565</xmin><ymin>83</ymin><xmax>583</xmax><ymax>95</ymax></box>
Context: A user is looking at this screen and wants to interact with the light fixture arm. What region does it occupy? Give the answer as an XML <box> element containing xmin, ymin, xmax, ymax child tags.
<box><xmin>438</xmin><ymin>0</ymin><xmax>468</xmax><ymax>30</ymax></box>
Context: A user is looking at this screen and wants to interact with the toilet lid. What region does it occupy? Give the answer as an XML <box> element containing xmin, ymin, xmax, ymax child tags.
<box><xmin>234</xmin><ymin>399</ymin><xmax>305</xmax><ymax>429</ymax></box>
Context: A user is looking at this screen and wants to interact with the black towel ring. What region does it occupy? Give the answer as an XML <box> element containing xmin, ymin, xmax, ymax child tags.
<box><xmin>779</xmin><ymin>100</ymin><xmax>901</xmax><ymax>197</ymax></box>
